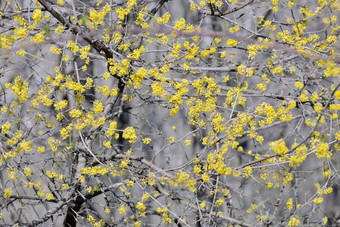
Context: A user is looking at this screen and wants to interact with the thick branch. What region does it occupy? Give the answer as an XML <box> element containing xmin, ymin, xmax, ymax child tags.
<box><xmin>221</xmin><ymin>0</ymin><xmax>255</xmax><ymax>16</ymax></box>
<box><xmin>37</xmin><ymin>0</ymin><xmax>113</xmax><ymax>59</ymax></box>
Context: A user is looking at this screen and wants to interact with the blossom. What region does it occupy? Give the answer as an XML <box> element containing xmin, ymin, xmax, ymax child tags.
<box><xmin>123</xmin><ymin>127</ymin><xmax>137</xmax><ymax>143</ymax></box>
<box><xmin>174</xmin><ymin>18</ymin><xmax>186</xmax><ymax>31</ymax></box>
<box><xmin>93</xmin><ymin>100</ymin><xmax>103</xmax><ymax>114</ymax></box>
<box><xmin>269</xmin><ymin>139</ymin><xmax>288</xmax><ymax>156</ymax></box>
<box><xmin>32</xmin><ymin>9</ymin><xmax>42</xmax><ymax>24</ymax></box>
<box><xmin>3</xmin><ymin>188</ymin><xmax>12</xmax><ymax>198</ymax></box>
<box><xmin>226</xmin><ymin>39</ymin><xmax>238</xmax><ymax>47</ymax></box>
<box><xmin>286</xmin><ymin>198</ymin><xmax>293</xmax><ymax>210</ymax></box>
<box><xmin>288</xmin><ymin>217</ymin><xmax>300</xmax><ymax>227</ymax></box>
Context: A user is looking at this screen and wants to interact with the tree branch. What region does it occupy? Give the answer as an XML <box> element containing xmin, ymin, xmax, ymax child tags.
<box><xmin>97</xmin><ymin>154</ymin><xmax>176</xmax><ymax>179</ymax></box>
<box><xmin>37</xmin><ymin>0</ymin><xmax>113</xmax><ymax>59</ymax></box>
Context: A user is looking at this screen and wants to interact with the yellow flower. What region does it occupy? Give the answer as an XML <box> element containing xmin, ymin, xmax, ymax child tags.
<box><xmin>123</xmin><ymin>127</ymin><xmax>137</xmax><ymax>143</ymax></box>
<box><xmin>184</xmin><ymin>139</ymin><xmax>191</xmax><ymax>146</ymax></box>
<box><xmin>14</xmin><ymin>27</ymin><xmax>27</xmax><ymax>38</ymax></box>
<box><xmin>229</xmin><ymin>25</ymin><xmax>240</xmax><ymax>33</ymax></box>
<box><xmin>1</xmin><ymin>122</ymin><xmax>11</xmax><ymax>135</ymax></box>
<box><xmin>31</xmin><ymin>31</ymin><xmax>46</xmax><ymax>43</ymax></box>
<box><xmin>169</xmin><ymin>136</ymin><xmax>175</xmax><ymax>144</ymax></box>
<box><xmin>190</xmin><ymin>3</ymin><xmax>197</xmax><ymax>11</ymax></box>
<box><xmin>46</xmin><ymin>193</ymin><xmax>53</xmax><ymax>200</ymax></box>
<box><xmin>55</xmin><ymin>25</ymin><xmax>64</xmax><ymax>35</ymax></box>
<box><xmin>37</xmin><ymin>146</ymin><xmax>45</xmax><ymax>153</ymax></box>
<box><xmin>67</xmin><ymin>40</ymin><xmax>79</xmax><ymax>53</ymax></box>
<box><xmin>105</xmin><ymin>121</ymin><xmax>117</xmax><ymax>138</ymax></box>
<box><xmin>104</xmin><ymin>208</ymin><xmax>111</xmax><ymax>214</ymax></box>
<box><xmin>226</xmin><ymin>39</ymin><xmax>238</xmax><ymax>47</ymax></box>
<box><xmin>272</xmin><ymin>66</ymin><xmax>283</xmax><ymax>74</ymax></box>
<box><xmin>16</xmin><ymin>49</ymin><xmax>27</xmax><ymax>56</ymax></box>
<box><xmin>24</xmin><ymin>167</ymin><xmax>32</xmax><ymax>178</ymax></box>
<box><xmin>123</xmin><ymin>181</ymin><xmax>133</xmax><ymax>188</ymax></box>
<box><xmin>32</xmin><ymin>9</ymin><xmax>42</xmax><ymax>24</ymax></box>
<box><xmin>69</xmin><ymin>109</ymin><xmax>82</xmax><ymax>118</ymax></box>
<box><xmin>174</xmin><ymin>18</ymin><xmax>186</xmax><ymax>31</ymax></box>
<box><xmin>151</xmin><ymin>82</ymin><xmax>166</xmax><ymax>98</ymax></box>
<box><xmin>143</xmin><ymin>138</ymin><xmax>151</xmax><ymax>144</ymax></box>
<box><xmin>61</xmin><ymin>184</ymin><xmax>68</xmax><ymax>190</ymax></box>
<box><xmin>323</xmin><ymin>216</ymin><xmax>328</xmax><ymax>224</ymax></box>
<box><xmin>334</xmin><ymin>90</ymin><xmax>340</xmax><ymax>100</ymax></box>
<box><xmin>201</xmin><ymin>173</ymin><xmax>209</xmax><ymax>182</ymax></box>
<box><xmin>87</xmin><ymin>214</ymin><xmax>96</xmax><ymax>224</ymax></box>
<box><xmin>3</xmin><ymin>188</ymin><xmax>12</xmax><ymax>198</ymax></box>
<box><xmin>136</xmin><ymin>202</ymin><xmax>146</xmax><ymax>212</ymax></box>
<box><xmin>294</xmin><ymin>81</ymin><xmax>304</xmax><ymax>90</ymax></box>
<box><xmin>269</xmin><ymin>139</ymin><xmax>288</xmax><ymax>156</ymax></box>
<box><xmin>54</xmin><ymin>100</ymin><xmax>68</xmax><ymax>110</ymax></box>
<box><xmin>1</xmin><ymin>106</ymin><xmax>8</xmax><ymax>114</ymax></box>
<box><xmin>257</xmin><ymin>83</ymin><xmax>267</xmax><ymax>91</ymax></box>
<box><xmin>286</xmin><ymin>198</ymin><xmax>293</xmax><ymax>210</ymax></box>
<box><xmin>299</xmin><ymin>90</ymin><xmax>309</xmax><ymax>102</ymax></box>
<box><xmin>134</xmin><ymin>221</ymin><xmax>141</xmax><ymax>227</ymax></box>
<box><xmin>214</xmin><ymin>198</ymin><xmax>224</xmax><ymax>207</ymax></box>
<box><xmin>141</xmin><ymin>193</ymin><xmax>149</xmax><ymax>201</ymax></box>
<box><xmin>93</xmin><ymin>100</ymin><xmax>103</xmax><ymax>113</ymax></box>
<box><xmin>103</xmin><ymin>140</ymin><xmax>112</xmax><ymax>148</ymax></box>
<box><xmin>57</xmin><ymin>0</ymin><xmax>64</xmax><ymax>6</ymax></box>
<box><xmin>288</xmin><ymin>217</ymin><xmax>300</xmax><ymax>227</ymax></box>
<box><xmin>243</xmin><ymin>166</ymin><xmax>252</xmax><ymax>178</ymax></box>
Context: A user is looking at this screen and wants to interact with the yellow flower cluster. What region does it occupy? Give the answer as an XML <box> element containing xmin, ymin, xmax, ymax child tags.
<box><xmin>93</xmin><ymin>100</ymin><xmax>103</xmax><ymax>114</ymax></box>
<box><xmin>313</xmin><ymin>141</ymin><xmax>332</xmax><ymax>159</ymax></box>
<box><xmin>130</xmin><ymin>67</ymin><xmax>148</xmax><ymax>88</ymax></box>
<box><xmin>79</xmin><ymin>45</ymin><xmax>90</xmax><ymax>60</ymax></box>
<box><xmin>167</xmin><ymin>79</ymin><xmax>189</xmax><ymax>116</ymax></box>
<box><xmin>54</xmin><ymin>100</ymin><xmax>68</xmax><ymax>110</ymax></box>
<box><xmin>174</xmin><ymin>18</ymin><xmax>186</xmax><ymax>31</ymax></box>
<box><xmin>0</xmin><ymin>33</ymin><xmax>17</xmax><ymax>49</ymax></box>
<box><xmin>151</xmin><ymin>82</ymin><xmax>166</xmax><ymax>98</ymax></box>
<box><xmin>136</xmin><ymin>202</ymin><xmax>146</xmax><ymax>216</ymax></box>
<box><xmin>1</xmin><ymin>122</ymin><xmax>11</xmax><ymax>135</ymax></box>
<box><xmin>105</xmin><ymin>121</ymin><xmax>117</xmax><ymax>138</ymax></box>
<box><xmin>82</xmin><ymin>166</ymin><xmax>109</xmax><ymax>176</ymax></box>
<box><xmin>3</xmin><ymin>188</ymin><xmax>12</xmax><ymax>199</ymax></box>
<box><xmin>55</xmin><ymin>25</ymin><xmax>64</xmax><ymax>35</ymax></box>
<box><xmin>269</xmin><ymin>139</ymin><xmax>288</xmax><ymax>156</ymax></box>
<box><xmin>48</xmin><ymin>137</ymin><xmax>61</xmax><ymax>152</ymax></box>
<box><xmin>14</xmin><ymin>27</ymin><xmax>27</xmax><ymax>39</ymax></box>
<box><xmin>46</xmin><ymin>171</ymin><xmax>63</xmax><ymax>180</ymax></box>
<box><xmin>289</xmin><ymin>144</ymin><xmax>307</xmax><ymax>167</ymax></box>
<box><xmin>229</xmin><ymin>25</ymin><xmax>240</xmax><ymax>33</ymax></box>
<box><xmin>286</xmin><ymin>198</ymin><xmax>293</xmax><ymax>210</ymax></box>
<box><xmin>161</xmin><ymin>213</ymin><xmax>172</xmax><ymax>223</ymax></box>
<box><xmin>11</xmin><ymin>76</ymin><xmax>29</xmax><ymax>102</ymax></box>
<box><xmin>288</xmin><ymin>217</ymin><xmax>300</xmax><ymax>227</ymax></box>
<box><xmin>31</xmin><ymin>31</ymin><xmax>45</xmax><ymax>43</ymax></box>
<box><xmin>67</xmin><ymin>40</ymin><xmax>79</xmax><ymax>53</ymax></box>
<box><xmin>60</xmin><ymin>125</ymin><xmax>72</xmax><ymax>139</ymax></box>
<box><xmin>123</xmin><ymin>127</ymin><xmax>137</xmax><ymax>143</ymax></box>
<box><xmin>243</xmin><ymin>166</ymin><xmax>252</xmax><ymax>178</ymax></box>
<box><xmin>157</xmin><ymin>12</ymin><xmax>170</xmax><ymax>25</ymax></box>
<box><xmin>19</xmin><ymin>139</ymin><xmax>33</xmax><ymax>152</ymax></box>
<box><xmin>237</xmin><ymin>65</ymin><xmax>255</xmax><ymax>77</ymax></box>
<box><xmin>89</xmin><ymin>4</ymin><xmax>110</xmax><ymax>27</ymax></box>
<box><xmin>128</xmin><ymin>46</ymin><xmax>146</xmax><ymax>60</ymax></box>
<box><xmin>32</xmin><ymin>9</ymin><xmax>42</xmax><ymax>24</ymax></box>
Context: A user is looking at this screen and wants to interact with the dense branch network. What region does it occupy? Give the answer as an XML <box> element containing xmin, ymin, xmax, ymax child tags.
<box><xmin>0</xmin><ymin>0</ymin><xmax>340</xmax><ymax>226</ymax></box>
